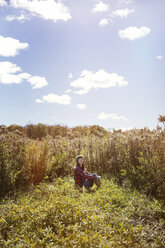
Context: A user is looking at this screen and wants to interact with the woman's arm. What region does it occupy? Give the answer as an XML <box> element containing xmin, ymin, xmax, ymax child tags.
<box><xmin>76</xmin><ymin>167</ymin><xmax>96</xmax><ymax>180</ymax></box>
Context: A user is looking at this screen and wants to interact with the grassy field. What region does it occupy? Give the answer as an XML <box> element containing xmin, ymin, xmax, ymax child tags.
<box><xmin>0</xmin><ymin>176</ymin><xmax>165</xmax><ymax>248</ymax></box>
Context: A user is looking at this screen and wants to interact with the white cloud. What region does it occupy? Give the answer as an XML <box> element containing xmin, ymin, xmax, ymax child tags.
<box><xmin>5</xmin><ymin>13</ymin><xmax>31</xmax><ymax>22</ymax></box>
<box><xmin>118</xmin><ymin>26</ymin><xmax>151</xmax><ymax>40</ymax></box>
<box><xmin>0</xmin><ymin>61</ymin><xmax>29</xmax><ymax>84</ymax></box>
<box><xmin>9</xmin><ymin>0</ymin><xmax>72</xmax><ymax>23</ymax></box>
<box><xmin>70</xmin><ymin>69</ymin><xmax>128</xmax><ymax>94</ymax></box>
<box><xmin>112</xmin><ymin>8</ymin><xmax>134</xmax><ymax>18</ymax></box>
<box><xmin>99</xmin><ymin>18</ymin><xmax>108</xmax><ymax>26</ymax></box>
<box><xmin>36</xmin><ymin>99</ymin><xmax>43</xmax><ymax>103</ymax></box>
<box><xmin>73</xmin><ymin>89</ymin><xmax>89</xmax><ymax>95</ymax></box>
<box><xmin>65</xmin><ymin>89</ymin><xmax>72</xmax><ymax>93</ymax></box>
<box><xmin>68</xmin><ymin>73</ymin><xmax>73</xmax><ymax>79</ymax></box>
<box><xmin>118</xmin><ymin>0</ymin><xmax>132</xmax><ymax>5</ymax></box>
<box><xmin>38</xmin><ymin>93</ymin><xmax>71</xmax><ymax>105</ymax></box>
<box><xmin>28</xmin><ymin>76</ymin><xmax>48</xmax><ymax>89</ymax></box>
<box><xmin>156</xmin><ymin>55</ymin><xmax>163</xmax><ymax>60</ymax></box>
<box><xmin>80</xmin><ymin>70</ymin><xmax>92</xmax><ymax>77</ymax></box>
<box><xmin>0</xmin><ymin>61</ymin><xmax>48</xmax><ymax>89</ymax></box>
<box><xmin>92</xmin><ymin>1</ymin><xmax>109</xmax><ymax>13</ymax></box>
<box><xmin>97</xmin><ymin>112</ymin><xmax>127</xmax><ymax>121</ymax></box>
<box><xmin>0</xmin><ymin>0</ymin><xmax>7</xmax><ymax>7</ymax></box>
<box><xmin>76</xmin><ymin>104</ymin><xmax>87</xmax><ymax>110</ymax></box>
<box><xmin>0</xmin><ymin>35</ymin><xmax>28</xmax><ymax>57</ymax></box>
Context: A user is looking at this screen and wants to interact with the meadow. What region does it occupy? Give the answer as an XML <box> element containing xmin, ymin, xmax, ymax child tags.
<box><xmin>0</xmin><ymin>176</ymin><xmax>165</xmax><ymax>247</ymax></box>
<box><xmin>0</xmin><ymin>121</ymin><xmax>165</xmax><ymax>247</ymax></box>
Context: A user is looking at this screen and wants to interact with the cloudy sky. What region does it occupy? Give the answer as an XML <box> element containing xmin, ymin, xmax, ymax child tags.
<box><xmin>0</xmin><ymin>0</ymin><xmax>164</xmax><ymax>130</ymax></box>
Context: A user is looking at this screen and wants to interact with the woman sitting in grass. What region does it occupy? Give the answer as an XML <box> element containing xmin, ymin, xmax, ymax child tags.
<box><xmin>74</xmin><ymin>154</ymin><xmax>102</xmax><ymax>192</ymax></box>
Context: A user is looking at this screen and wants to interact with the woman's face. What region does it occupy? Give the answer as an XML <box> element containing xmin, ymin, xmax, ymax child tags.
<box><xmin>78</xmin><ymin>157</ymin><xmax>84</xmax><ymax>165</ymax></box>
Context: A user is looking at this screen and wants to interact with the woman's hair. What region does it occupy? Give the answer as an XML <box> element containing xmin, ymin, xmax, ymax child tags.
<box><xmin>76</xmin><ymin>157</ymin><xmax>85</xmax><ymax>171</ymax></box>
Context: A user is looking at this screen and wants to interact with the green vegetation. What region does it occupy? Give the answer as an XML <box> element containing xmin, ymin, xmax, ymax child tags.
<box><xmin>0</xmin><ymin>123</ymin><xmax>165</xmax><ymax>204</ymax></box>
<box><xmin>0</xmin><ymin>117</ymin><xmax>165</xmax><ymax>247</ymax></box>
<box><xmin>0</xmin><ymin>177</ymin><xmax>164</xmax><ymax>247</ymax></box>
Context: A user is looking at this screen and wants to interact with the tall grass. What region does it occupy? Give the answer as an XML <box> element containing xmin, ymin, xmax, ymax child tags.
<box><xmin>0</xmin><ymin>125</ymin><xmax>164</xmax><ymax>204</ymax></box>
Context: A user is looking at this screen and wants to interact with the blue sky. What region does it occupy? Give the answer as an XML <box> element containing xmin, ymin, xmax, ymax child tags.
<box><xmin>0</xmin><ymin>0</ymin><xmax>164</xmax><ymax>130</ymax></box>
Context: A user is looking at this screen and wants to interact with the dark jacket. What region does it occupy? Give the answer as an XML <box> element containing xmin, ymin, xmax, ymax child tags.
<box><xmin>73</xmin><ymin>165</ymin><xmax>96</xmax><ymax>187</ymax></box>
